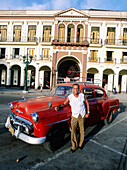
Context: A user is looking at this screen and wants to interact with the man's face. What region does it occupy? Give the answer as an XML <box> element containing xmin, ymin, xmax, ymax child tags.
<box><xmin>72</xmin><ymin>85</ymin><xmax>79</xmax><ymax>94</ymax></box>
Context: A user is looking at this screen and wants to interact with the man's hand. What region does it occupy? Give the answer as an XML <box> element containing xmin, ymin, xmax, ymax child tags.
<box><xmin>84</xmin><ymin>113</ymin><xmax>90</xmax><ymax>118</ymax></box>
<box><xmin>55</xmin><ymin>106</ymin><xmax>59</xmax><ymax>111</ymax></box>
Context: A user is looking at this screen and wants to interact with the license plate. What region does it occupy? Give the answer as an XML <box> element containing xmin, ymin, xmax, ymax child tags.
<box><xmin>9</xmin><ymin>125</ymin><xmax>14</xmax><ymax>136</ymax></box>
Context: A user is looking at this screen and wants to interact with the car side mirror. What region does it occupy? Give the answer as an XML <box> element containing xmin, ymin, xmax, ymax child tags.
<box><xmin>48</xmin><ymin>102</ymin><xmax>52</xmax><ymax>109</ymax></box>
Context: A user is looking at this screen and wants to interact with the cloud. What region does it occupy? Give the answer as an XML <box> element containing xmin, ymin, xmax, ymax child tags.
<box><xmin>80</xmin><ymin>0</ymin><xmax>103</xmax><ymax>9</ymax></box>
<box><xmin>51</xmin><ymin>0</ymin><xmax>71</xmax><ymax>10</ymax></box>
<box><xmin>24</xmin><ymin>2</ymin><xmax>50</xmax><ymax>10</ymax></box>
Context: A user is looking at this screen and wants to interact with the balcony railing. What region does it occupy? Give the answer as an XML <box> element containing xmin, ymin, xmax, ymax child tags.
<box><xmin>52</xmin><ymin>37</ymin><xmax>88</xmax><ymax>45</ymax></box>
<box><xmin>105</xmin><ymin>39</ymin><xmax>127</xmax><ymax>46</ymax></box>
<box><xmin>104</xmin><ymin>58</ymin><xmax>117</xmax><ymax>63</ymax></box>
<box><xmin>120</xmin><ymin>58</ymin><xmax>127</xmax><ymax>64</ymax></box>
<box><xmin>88</xmin><ymin>57</ymin><xmax>100</xmax><ymax>63</ymax></box>
<box><xmin>0</xmin><ymin>36</ymin><xmax>38</xmax><ymax>42</ymax></box>
<box><xmin>27</xmin><ymin>37</ymin><xmax>37</xmax><ymax>42</ymax></box>
<box><xmin>42</xmin><ymin>37</ymin><xmax>51</xmax><ymax>42</ymax></box>
<box><xmin>88</xmin><ymin>38</ymin><xmax>102</xmax><ymax>44</ymax></box>
<box><xmin>40</xmin><ymin>55</ymin><xmax>52</xmax><ymax>61</ymax></box>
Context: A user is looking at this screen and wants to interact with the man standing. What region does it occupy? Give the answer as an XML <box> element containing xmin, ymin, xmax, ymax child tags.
<box><xmin>55</xmin><ymin>83</ymin><xmax>90</xmax><ymax>152</ymax></box>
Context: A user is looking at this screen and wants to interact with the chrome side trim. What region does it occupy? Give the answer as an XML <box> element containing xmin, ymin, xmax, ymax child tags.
<box><xmin>45</xmin><ymin>118</ymin><xmax>70</xmax><ymax>126</ymax></box>
<box><xmin>16</xmin><ymin>109</ymin><xmax>23</xmax><ymax>113</ymax></box>
<box><xmin>110</xmin><ymin>105</ymin><xmax>119</xmax><ymax>108</ymax></box>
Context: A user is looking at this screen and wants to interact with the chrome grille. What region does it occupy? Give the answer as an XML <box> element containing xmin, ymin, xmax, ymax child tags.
<box><xmin>10</xmin><ymin>112</ymin><xmax>34</xmax><ymax>135</ymax></box>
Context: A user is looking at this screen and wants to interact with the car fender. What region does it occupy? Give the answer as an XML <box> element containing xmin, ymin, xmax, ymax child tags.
<box><xmin>102</xmin><ymin>100</ymin><xmax>110</xmax><ymax>117</ymax></box>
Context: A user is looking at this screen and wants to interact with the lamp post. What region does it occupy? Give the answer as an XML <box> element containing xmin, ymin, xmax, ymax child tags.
<box><xmin>23</xmin><ymin>54</ymin><xmax>33</xmax><ymax>92</ymax></box>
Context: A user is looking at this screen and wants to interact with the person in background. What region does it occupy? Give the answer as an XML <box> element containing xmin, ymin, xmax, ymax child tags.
<box><xmin>40</xmin><ymin>84</ymin><xmax>43</xmax><ymax>92</ymax></box>
<box><xmin>55</xmin><ymin>83</ymin><xmax>90</xmax><ymax>153</ymax></box>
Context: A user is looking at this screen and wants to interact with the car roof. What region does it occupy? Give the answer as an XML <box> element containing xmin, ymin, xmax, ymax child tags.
<box><xmin>57</xmin><ymin>82</ymin><xmax>105</xmax><ymax>91</ymax></box>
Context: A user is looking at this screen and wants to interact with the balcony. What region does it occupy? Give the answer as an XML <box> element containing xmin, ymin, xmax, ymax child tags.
<box><xmin>105</xmin><ymin>39</ymin><xmax>127</xmax><ymax>46</ymax></box>
<box><xmin>0</xmin><ymin>36</ymin><xmax>38</xmax><ymax>43</ymax></box>
<box><xmin>88</xmin><ymin>38</ymin><xmax>102</xmax><ymax>45</ymax></box>
<box><xmin>42</xmin><ymin>37</ymin><xmax>51</xmax><ymax>43</ymax></box>
<box><xmin>88</xmin><ymin>57</ymin><xmax>100</xmax><ymax>63</ymax></box>
<box><xmin>120</xmin><ymin>59</ymin><xmax>127</xmax><ymax>64</ymax></box>
<box><xmin>40</xmin><ymin>55</ymin><xmax>52</xmax><ymax>61</ymax></box>
<box><xmin>104</xmin><ymin>58</ymin><xmax>117</xmax><ymax>64</ymax></box>
<box><xmin>52</xmin><ymin>37</ymin><xmax>88</xmax><ymax>46</ymax></box>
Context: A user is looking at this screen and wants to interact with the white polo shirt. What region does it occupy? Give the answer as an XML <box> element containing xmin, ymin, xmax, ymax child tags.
<box><xmin>68</xmin><ymin>93</ymin><xmax>86</xmax><ymax>118</ymax></box>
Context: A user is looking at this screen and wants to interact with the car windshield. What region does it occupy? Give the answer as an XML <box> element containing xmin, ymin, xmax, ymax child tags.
<box><xmin>51</xmin><ymin>86</ymin><xmax>72</xmax><ymax>97</ymax></box>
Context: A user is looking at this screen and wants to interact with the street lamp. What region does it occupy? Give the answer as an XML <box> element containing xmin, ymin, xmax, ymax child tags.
<box><xmin>23</xmin><ymin>54</ymin><xmax>33</xmax><ymax>92</ymax></box>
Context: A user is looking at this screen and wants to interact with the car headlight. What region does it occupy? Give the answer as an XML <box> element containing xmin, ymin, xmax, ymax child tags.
<box><xmin>8</xmin><ymin>102</ymin><xmax>13</xmax><ymax>110</ymax></box>
<box><xmin>30</xmin><ymin>112</ymin><xmax>39</xmax><ymax>123</ymax></box>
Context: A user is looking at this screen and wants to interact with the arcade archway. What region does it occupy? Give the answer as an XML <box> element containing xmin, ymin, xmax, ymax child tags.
<box><xmin>87</xmin><ymin>68</ymin><xmax>99</xmax><ymax>82</ymax></box>
<box><xmin>58</xmin><ymin>57</ymin><xmax>80</xmax><ymax>82</ymax></box>
<box><xmin>103</xmin><ymin>69</ymin><xmax>114</xmax><ymax>91</ymax></box>
<box><xmin>0</xmin><ymin>64</ymin><xmax>7</xmax><ymax>86</ymax></box>
<box><xmin>10</xmin><ymin>65</ymin><xmax>21</xmax><ymax>86</ymax></box>
<box><xmin>39</xmin><ymin>66</ymin><xmax>51</xmax><ymax>89</ymax></box>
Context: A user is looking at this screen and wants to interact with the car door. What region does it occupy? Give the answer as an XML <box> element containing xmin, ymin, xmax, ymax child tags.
<box><xmin>94</xmin><ymin>88</ymin><xmax>107</xmax><ymax>119</ymax></box>
<box><xmin>82</xmin><ymin>88</ymin><xmax>99</xmax><ymax>127</ymax></box>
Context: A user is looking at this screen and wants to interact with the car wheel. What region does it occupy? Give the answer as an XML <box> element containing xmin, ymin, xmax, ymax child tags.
<box><xmin>104</xmin><ymin>111</ymin><xmax>113</xmax><ymax>125</ymax></box>
<box><xmin>44</xmin><ymin>125</ymin><xmax>65</xmax><ymax>152</ymax></box>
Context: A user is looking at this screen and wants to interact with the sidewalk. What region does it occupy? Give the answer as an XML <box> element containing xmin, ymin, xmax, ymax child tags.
<box><xmin>0</xmin><ymin>87</ymin><xmax>50</xmax><ymax>96</ymax></box>
<box><xmin>110</xmin><ymin>93</ymin><xmax>127</xmax><ymax>102</ymax></box>
<box><xmin>0</xmin><ymin>87</ymin><xmax>127</xmax><ymax>101</ymax></box>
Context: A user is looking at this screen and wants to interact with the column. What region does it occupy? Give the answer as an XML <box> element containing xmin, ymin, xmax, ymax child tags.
<box><xmin>52</xmin><ymin>52</ymin><xmax>56</xmax><ymax>87</ymax></box>
<box><xmin>35</xmin><ymin>63</ymin><xmax>39</xmax><ymax>89</ymax></box>
<box><xmin>6</xmin><ymin>64</ymin><xmax>11</xmax><ymax>86</ymax></box>
<box><xmin>20</xmin><ymin>65</ymin><xmax>25</xmax><ymax>88</ymax></box>
<box><xmin>82</xmin><ymin>51</ymin><xmax>87</xmax><ymax>82</ymax></box>
<box><xmin>40</xmin><ymin>70</ymin><xmax>44</xmax><ymax>87</ymax></box>
<box><xmin>74</xmin><ymin>25</ymin><xmax>77</xmax><ymax>43</ymax></box>
<box><xmin>65</xmin><ymin>24</ymin><xmax>67</xmax><ymax>42</ymax></box>
<box><xmin>94</xmin><ymin>71</ymin><xmax>103</xmax><ymax>87</ymax></box>
<box><xmin>114</xmin><ymin>72</ymin><xmax>119</xmax><ymax>92</ymax></box>
<box><xmin>121</xmin><ymin>75</ymin><xmax>127</xmax><ymax>93</ymax></box>
<box><xmin>108</xmin><ymin>74</ymin><xmax>113</xmax><ymax>91</ymax></box>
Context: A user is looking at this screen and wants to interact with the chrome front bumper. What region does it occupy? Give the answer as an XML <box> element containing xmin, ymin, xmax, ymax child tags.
<box><xmin>5</xmin><ymin>116</ymin><xmax>46</xmax><ymax>145</ymax></box>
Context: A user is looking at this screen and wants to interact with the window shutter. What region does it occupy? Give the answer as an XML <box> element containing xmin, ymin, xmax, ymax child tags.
<box><xmin>59</xmin><ymin>27</ymin><xmax>65</xmax><ymax>42</ymax></box>
<box><xmin>94</xmin><ymin>51</ymin><xmax>97</xmax><ymax>60</ymax></box>
<box><xmin>91</xmin><ymin>51</ymin><xmax>94</xmax><ymax>60</ymax></box>
<box><xmin>1</xmin><ymin>30</ymin><xmax>6</xmax><ymax>41</ymax></box>
<box><xmin>79</xmin><ymin>28</ymin><xmax>83</xmax><ymax>43</ymax></box>
<box><xmin>108</xmin><ymin>32</ymin><xmax>115</xmax><ymax>44</ymax></box>
<box><xmin>15</xmin><ymin>30</ymin><xmax>20</xmax><ymax>41</ymax></box>
<box><xmin>123</xmin><ymin>32</ymin><xmax>127</xmax><ymax>45</ymax></box>
<box><xmin>70</xmin><ymin>27</ymin><xmax>74</xmax><ymax>42</ymax></box>
<box><xmin>29</xmin><ymin>30</ymin><xmax>35</xmax><ymax>41</ymax></box>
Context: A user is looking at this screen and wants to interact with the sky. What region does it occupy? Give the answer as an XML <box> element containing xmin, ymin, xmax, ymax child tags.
<box><xmin>0</xmin><ymin>0</ymin><xmax>127</xmax><ymax>11</ymax></box>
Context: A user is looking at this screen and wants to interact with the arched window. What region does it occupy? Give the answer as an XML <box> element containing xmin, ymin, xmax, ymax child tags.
<box><xmin>58</xmin><ymin>24</ymin><xmax>65</xmax><ymax>42</ymax></box>
<box><xmin>67</xmin><ymin>24</ymin><xmax>74</xmax><ymax>42</ymax></box>
<box><xmin>77</xmin><ymin>24</ymin><xmax>83</xmax><ymax>43</ymax></box>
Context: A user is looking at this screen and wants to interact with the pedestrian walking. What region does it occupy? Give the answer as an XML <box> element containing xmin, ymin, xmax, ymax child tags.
<box><xmin>40</xmin><ymin>84</ymin><xmax>43</xmax><ymax>92</ymax></box>
<box><xmin>55</xmin><ymin>83</ymin><xmax>90</xmax><ymax>152</ymax></box>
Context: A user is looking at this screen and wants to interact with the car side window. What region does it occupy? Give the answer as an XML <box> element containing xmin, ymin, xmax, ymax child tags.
<box><xmin>82</xmin><ymin>88</ymin><xmax>94</xmax><ymax>99</ymax></box>
<box><xmin>95</xmin><ymin>88</ymin><xmax>104</xmax><ymax>98</ymax></box>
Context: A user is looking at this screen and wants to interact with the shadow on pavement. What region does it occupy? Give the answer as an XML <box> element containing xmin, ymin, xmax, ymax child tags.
<box><xmin>117</xmin><ymin>138</ymin><xmax>127</xmax><ymax>170</ymax></box>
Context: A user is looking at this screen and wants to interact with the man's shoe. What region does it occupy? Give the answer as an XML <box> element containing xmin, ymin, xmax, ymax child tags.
<box><xmin>79</xmin><ymin>145</ymin><xmax>83</xmax><ymax>150</ymax></box>
<box><xmin>71</xmin><ymin>149</ymin><xmax>77</xmax><ymax>153</ymax></box>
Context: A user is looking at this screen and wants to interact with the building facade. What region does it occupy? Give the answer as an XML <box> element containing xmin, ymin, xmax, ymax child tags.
<box><xmin>0</xmin><ymin>8</ymin><xmax>127</xmax><ymax>92</ymax></box>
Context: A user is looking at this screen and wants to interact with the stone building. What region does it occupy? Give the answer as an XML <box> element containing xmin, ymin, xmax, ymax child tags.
<box><xmin>0</xmin><ymin>8</ymin><xmax>127</xmax><ymax>92</ymax></box>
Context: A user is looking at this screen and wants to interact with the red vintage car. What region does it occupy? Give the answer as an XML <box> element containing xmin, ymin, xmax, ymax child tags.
<box><xmin>5</xmin><ymin>83</ymin><xmax>119</xmax><ymax>151</ymax></box>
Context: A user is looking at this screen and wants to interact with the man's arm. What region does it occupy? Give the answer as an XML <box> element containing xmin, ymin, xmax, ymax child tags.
<box><xmin>84</xmin><ymin>98</ymin><xmax>90</xmax><ymax>118</ymax></box>
<box><xmin>55</xmin><ymin>97</ymin><xmax>69</xmax><ymax>111</ymax></box>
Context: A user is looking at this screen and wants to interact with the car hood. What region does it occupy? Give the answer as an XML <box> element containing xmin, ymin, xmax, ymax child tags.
<box><xmin>13</xmin><ymin>95</ymin><xmax>66</xmax><ymax>116</ymax></box>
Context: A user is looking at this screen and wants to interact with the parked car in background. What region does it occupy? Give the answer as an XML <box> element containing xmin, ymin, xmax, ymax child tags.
<box><xmin>5</xmin><ymin>82</ymin><xmax>119</xmax><ymax>151</ymax></box>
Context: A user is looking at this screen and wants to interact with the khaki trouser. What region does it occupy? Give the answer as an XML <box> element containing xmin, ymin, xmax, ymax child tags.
<box><xmin>71</xmin><ymin>114</ymin><xmax>84</xmax><ymax>150</ymax></box>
